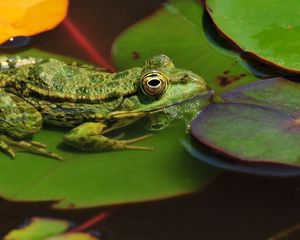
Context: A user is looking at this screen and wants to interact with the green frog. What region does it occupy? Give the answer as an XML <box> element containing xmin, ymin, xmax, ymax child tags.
<box><xmin>0</xmin><ymin>54</ymin><xmax>207</xmax><ymax>160</ymax></box>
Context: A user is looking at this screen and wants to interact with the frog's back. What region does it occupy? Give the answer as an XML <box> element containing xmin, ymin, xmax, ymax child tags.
<box><xmin>5</xmin><ymin>58</ymin><xmax>141</xmax><ymax>103</ymax></box>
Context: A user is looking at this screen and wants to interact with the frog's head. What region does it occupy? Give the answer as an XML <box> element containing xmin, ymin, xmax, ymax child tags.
<box><xmin>136</xmin><ymin>55</ymin><xmax>208</xmax><ymax>111</ymax></box>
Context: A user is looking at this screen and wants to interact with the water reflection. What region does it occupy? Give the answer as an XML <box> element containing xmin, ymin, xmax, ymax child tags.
<box><xmin>0</xmin><ymin>36</ymin><xmax>31</xmax><ymax>49</ymax></box>
<box><xmin>159</xmin><ymin>90</ymin><xmax>214</xmax><ymax>130</ymax></box>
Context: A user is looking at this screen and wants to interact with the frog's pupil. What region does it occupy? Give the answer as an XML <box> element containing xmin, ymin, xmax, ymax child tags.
<box><xmin>148</xmin><ymin>79</ymin><xmax>161</xmax><ymax>87</ymax></box>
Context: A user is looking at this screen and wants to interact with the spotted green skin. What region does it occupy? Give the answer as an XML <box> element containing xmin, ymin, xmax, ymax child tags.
<box><xmin>0</xmin><ymin>55</ymin><xmax>207</xmax><ymax>159</ymax></box>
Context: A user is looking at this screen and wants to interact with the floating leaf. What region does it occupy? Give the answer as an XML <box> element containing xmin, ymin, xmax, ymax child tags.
<box><xmin>0</xmin><ymin>0</ymin><xmax>68</xmax><ymax>44</ymax></box>
<box><xmin>4</xmin><ymin>217</ymin><xmax>69</xmax><ymax>240</ymax></box>
<box><xmin>4</xmin><ymin>217</ymin><xmax>98</xmax><ymax>240</ymax></box>
<box><xmin>204</xmin><ymin>0</ymin><xmax>300</xmax><ymax>73</ymax></box>
<box><xmin>191</xmin><ymin>78</ymin><xmax>300</xmax><ymax>167</ymax></box>
<box><xmin>221</xmin><ymin>77</ymin><xmax>300</xmax><ymax>114</ymax></box>
<box><xmin>112</xmin><ymin>0</ymin><xmax>258</xmax><ymax>94</ymax></box>
<box><xmin>47</xmin><ymin>233</ymin><xmax>98</xmax><ymax>240</ymax></box>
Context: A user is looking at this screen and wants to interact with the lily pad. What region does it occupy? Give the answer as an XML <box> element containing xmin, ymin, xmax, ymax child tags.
<box><xmin>205</xmin><ymin>0</ymin><xmax>300</xmax><ymax>73</ymax></box>
<box><xmin>4</xmin><ymin>217</ymin><xmax>69</xmax><ymax>240</ymax></box>
<box><xmin>221</xmin><ymin>77</ymin><xmax>300</xmax><ymax>114</ymax></box>
<box><xmin>47</xmin><ymin>233</ymin><xmax>98</xmax><ymax>240</ymax></box>
<box><xmin>3</xmin><ymin>217</ymin><xmax>98</xmax><ymax>240</ymax></box>
<box><xmin>112</xmin><ymin>0</ymin><xmax>258</xmax><ymax>93</ymax></box>
<box><xmin>191</xmin><ymin>78</ymin><xmax>300</xmax><ymax>167</ymax></box>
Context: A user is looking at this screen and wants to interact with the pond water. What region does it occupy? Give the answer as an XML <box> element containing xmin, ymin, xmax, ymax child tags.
<box><xmin>0</xmin><ymin>0</ymin><xmax>299</xmax><ymax>239</ymax></box>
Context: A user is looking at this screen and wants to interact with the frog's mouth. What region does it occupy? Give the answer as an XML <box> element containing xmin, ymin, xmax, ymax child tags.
<box><xmin>109</xmin><ymin>89</ymin><xmax>214</xmax><ymax>120</ymax></box>
<box><xmin>160</xmin><ymin>88</ymin><xmax>214</xmax><ymax>110</ymax></box>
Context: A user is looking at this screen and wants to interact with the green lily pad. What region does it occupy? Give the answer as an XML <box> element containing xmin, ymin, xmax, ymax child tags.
<box><xmin>4</xmin><ymin>217</ymin><xmax>69</xmax><ymax>240</ymax></box>
<box><xmin>205</xmin><ymin>0</ymin><xmax>300</xmax><ymax>73</ymax></box>
<box><xmin>0</xmin><ymin>48</ymin><xmax>218</xmax><ymax>209</ymax></box>
<box><xmin>3</xmin><ymin>217</ymin><xmax>98</xmax><ymax>240</ymax></box>
<box><xmin>47</xmin><ymin>233</ymin><xmax>98</xmax><ymax>240</ymax></box>
<box><xmin>112</xmin><ymin>0</ymin><xmax>258</xmax><ymax>93</ymax></box>
<box><xmin>191</xmin><ymin>78</ymin><xmax>300</xmax><ymax>167</ymax></box>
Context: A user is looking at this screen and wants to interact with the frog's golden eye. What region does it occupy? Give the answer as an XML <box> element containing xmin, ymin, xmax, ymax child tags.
<box><xmin>140</xmin><ymin>71</ymin><xmax>168</xmax><ymax>98</ymax></box>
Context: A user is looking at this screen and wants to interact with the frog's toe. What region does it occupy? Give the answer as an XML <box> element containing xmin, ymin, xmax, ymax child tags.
<box><xmin>17</xmin><ymin>140</ymin><xmax>64</xmax><ymax>161</ymax></box>
<box><xmin>0</xmin><ymin>135</ymin><xmax>63</xmax><ymax>161</ymax></box>
<box><xmin>119</xmin><ymin>134</ymin><xmax>154</xmax><ymax>151</ymax></box>
<box><xmin>28</xmin><ymin>140</ymin><xmax>47</xmax><ymax>148</ymax></box>
<box><xmin>0</xmin><ymin>140</ymin><xmax>16</xmax><ymax>159</ymax></box>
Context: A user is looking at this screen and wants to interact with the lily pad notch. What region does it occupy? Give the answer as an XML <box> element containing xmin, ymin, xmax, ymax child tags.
<box><xmin>203</xmin><ymin>0</ymin><xmax>300</xmax><ymax>73</ymax></box>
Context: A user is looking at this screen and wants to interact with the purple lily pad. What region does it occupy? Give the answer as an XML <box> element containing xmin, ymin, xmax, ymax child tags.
<box><xmin>191</xmin><ymin>78</ymin><xmax>300</xmax><ymax>168</ymax></box>
<box><xmin>221</xmin><ymin>78</ymin><xmax>300</xmax><ymax>115</ymax></box>
<box><xmin>191</xmin><ymin>103</ymin><xmax>300</xmax><ymax>167</ymax></box>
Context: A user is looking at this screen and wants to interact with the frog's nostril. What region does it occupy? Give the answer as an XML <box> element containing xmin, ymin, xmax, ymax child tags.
<box><xmin>180</xmin><ymin>74</ymin><xmax>189</xmax><ymax>83</ymax></box>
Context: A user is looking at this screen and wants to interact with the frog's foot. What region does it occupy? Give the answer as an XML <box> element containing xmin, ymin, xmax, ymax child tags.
<box><xmin>64</xmin><ymin>122</ymin><xmax>154</xmax><ymax>151</ymax></box>
<box><xmin>0</xmin><ymin>135</ymin><xmax>63</xmax><ymax>161</ymax></box>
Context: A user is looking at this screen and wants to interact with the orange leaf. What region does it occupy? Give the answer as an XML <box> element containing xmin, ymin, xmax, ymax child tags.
<box><xmin>0</xmin><ymin>0</ymin><xmax>69</xmax><ymax>44</ymax></box>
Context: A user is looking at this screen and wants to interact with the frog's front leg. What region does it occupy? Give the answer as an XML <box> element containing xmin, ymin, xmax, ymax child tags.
<box><xmin>0</xmin><ymin>90</ymin><xmax>62</xmax><ymax>160</ymax></box>
<box><xmin>64</xmin><ymin>122</ymin><xmax>153</xmax><ymax>151</ymax></box>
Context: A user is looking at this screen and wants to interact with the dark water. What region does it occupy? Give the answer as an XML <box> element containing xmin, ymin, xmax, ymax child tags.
<box><xmin>0</xmin><ymin>174</ymin><xmax>299</xmax><ymax>239</ymax></box>
<box><xmin>0</xmin><ymin>0</ymin><xmax>299</xmax><ymax>239</ymax></box>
